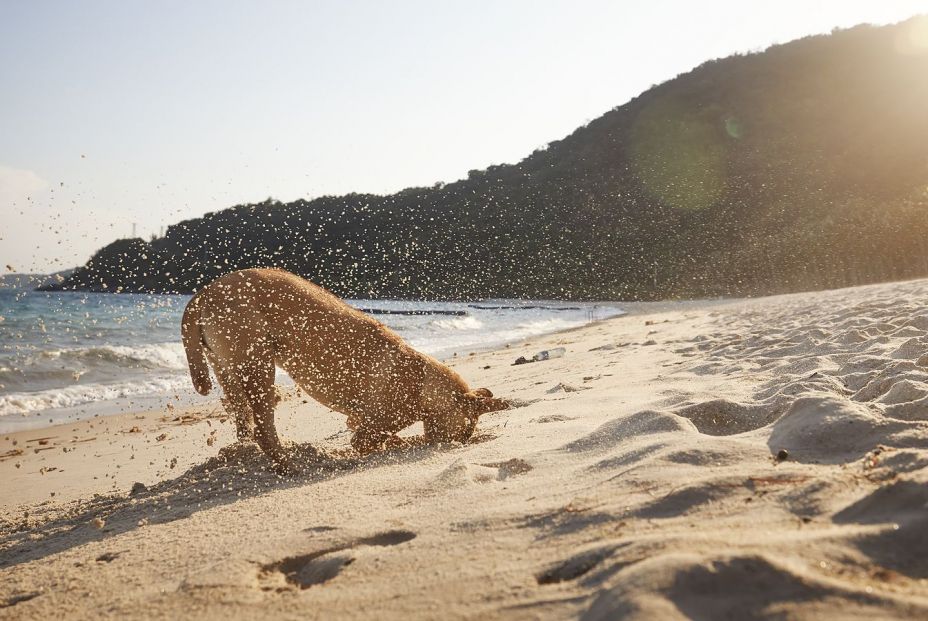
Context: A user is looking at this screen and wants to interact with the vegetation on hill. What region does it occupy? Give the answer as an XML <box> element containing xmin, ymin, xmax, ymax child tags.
<box><xmin>43</xmin><ymin>17</ymin><xmax>928</xmax><ymax>300</ymax></box>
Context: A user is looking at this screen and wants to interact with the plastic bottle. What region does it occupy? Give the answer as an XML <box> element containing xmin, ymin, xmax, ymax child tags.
<box><xmin>533</xmin><ymin>347</ymin><xmax>566</xmax><ymax>362</ymax></box>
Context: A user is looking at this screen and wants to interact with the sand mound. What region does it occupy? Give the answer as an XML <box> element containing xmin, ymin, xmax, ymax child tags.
<box><xmin>583</xmin><ymin>553</ymin><xmax>921</xmax><ymax>621</ymax></box>
<box><xmin>767</xmin><ymin>396</ymin><xmax>917</xmax><ymax>463</ymax></box>
<box><xmin>563</xmin><ymin>410</ymin><xmax>695</xmax><ymax>453</ymax></box>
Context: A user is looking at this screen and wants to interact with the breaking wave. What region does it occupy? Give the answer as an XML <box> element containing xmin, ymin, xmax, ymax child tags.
<box><xmin>0</xmin><ymin>375</ymin><xmax>190</xmax><ymax>417</ymax></box>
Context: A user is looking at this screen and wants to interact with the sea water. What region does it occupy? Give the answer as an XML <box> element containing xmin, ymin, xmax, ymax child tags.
<box><xmin>0</xmin><ymin>287</ymin><xmax>623</xmax><ymax>432</ymax></box>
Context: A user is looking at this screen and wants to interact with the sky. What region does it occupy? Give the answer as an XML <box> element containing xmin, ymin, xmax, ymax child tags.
<box><xmin>2</xmin><ymin>0</ymin><xmax>927</xmax><ymax>273</ymax></box>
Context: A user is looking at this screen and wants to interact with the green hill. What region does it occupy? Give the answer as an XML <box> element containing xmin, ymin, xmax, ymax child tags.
<box><xmin>43</xmin><ymin>16</ymin><xmax>928</xmax><ymax>300</ymax></box>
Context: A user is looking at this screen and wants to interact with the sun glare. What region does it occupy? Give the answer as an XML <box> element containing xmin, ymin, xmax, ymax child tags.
<box><xmin>895</xmin><ymin>15</ymin><xmax>928</xmax><ymax>54</ymax></box>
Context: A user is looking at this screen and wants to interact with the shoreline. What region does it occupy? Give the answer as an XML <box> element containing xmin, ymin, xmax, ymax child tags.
<box><xmin>0</xmin><ymin>300</ymin><xmax>669</xmax><ymax>509</ymax></box>
<box><xmin>0</xmin><ymin>300</ymin><xmax>627</xmax><ymax>434</ymax></box>
<box><xmin>4</xmin><ymin>281</ymin><xmax>928</xmax><ymax>618</ymax></box>
<box><xmin>0</xmin><ymin>298</ymin><xmax>625</xmax><ymax>435</ymax></box>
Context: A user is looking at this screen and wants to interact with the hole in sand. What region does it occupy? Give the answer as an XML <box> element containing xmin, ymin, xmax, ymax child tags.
<box><xmin>278</xmin><ymin>552</ymin><xmax>356</xmax><ymax>588</ymax></box>
<box><xmin>1</xmin><ymin>591</ymin><xmax>41</xmax><ymax>608</ymax></box>
<box><xmin>357</xmin><ymin>529</ymin><xmax>417</xmax><ymax>547</ymax></box>
<box><xmin>537</xmin><ymin>546</ymin><xmax>616</xmax><ymax>584</ymax></box>
<box><xmin>263</xmin><ymin>530</ymin><xmax>417</xmax><ymax>589</ymax></box>
<box><xmin>302</xmin><ymin>525</ymin><xmax>339</xmax><ymax>533</ymax></box>
<box><xmin>673</xmin><ymin>399</ymin><xmax>785</xmax><ymax>436</ymax></box>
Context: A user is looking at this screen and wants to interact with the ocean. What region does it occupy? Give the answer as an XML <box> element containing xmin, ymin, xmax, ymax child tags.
<box><xmin>0</xmin><ymin>287</ymin><xmax>623</xmax><ymax>432</ymax></box>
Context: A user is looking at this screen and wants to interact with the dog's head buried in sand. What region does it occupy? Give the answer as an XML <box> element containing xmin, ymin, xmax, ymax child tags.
<box><xmin>181</xmin><ymin>268</ymin><xmax>509</xmax><ymax>471</ymax></box>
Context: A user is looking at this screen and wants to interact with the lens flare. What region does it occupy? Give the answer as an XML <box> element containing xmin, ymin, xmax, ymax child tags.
<box><xmin>630</xmin><ymin>96</ymin><xmax>728</xmax><ymax>211</ymax></box>
<box><xmin>724</xmin><ymin>116</ymin><xmax>743</xmax><ymax>139</ymax></box>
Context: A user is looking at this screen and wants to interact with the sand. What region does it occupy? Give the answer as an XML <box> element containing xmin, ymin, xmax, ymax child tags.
<box><xmin>3</xmin><ymin>279</ymin><xmax>928</xmax><ymax>619</ymax></box>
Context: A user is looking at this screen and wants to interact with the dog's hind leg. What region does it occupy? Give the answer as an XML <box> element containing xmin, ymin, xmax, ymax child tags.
<box><xmin>202</xmin><ymin>344</ymin><xmax>255</xmax><ymax>442</ymax></box>
<box><xmin>240</xmin><ymin>343</ymin><xmax>289</xmax><ymax>470</ymax></box>
<box><xmin>214</xmin><ymin>365</ymin><xmax>256</xmax><ymax>442</ymax></box>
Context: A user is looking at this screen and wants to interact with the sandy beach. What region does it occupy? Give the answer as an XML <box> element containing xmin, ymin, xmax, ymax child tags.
<box><xmin>3</xmin><ymin>279</ymin><xmax>928</xmax><ymax>619</ymax></box>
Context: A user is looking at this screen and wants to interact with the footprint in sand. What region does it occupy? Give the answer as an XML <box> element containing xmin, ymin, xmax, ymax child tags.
<box><xmin>435</xmin><ymin>458</ymin><xmax>534</xmax><ymax>486</ymax></box>
<box><xmin>258</xmin><ymin>530</ymin><xmax>417</xmax><ymax>590</ymax></box>
<box><xmin>536</xmin><ymin>544</ymin><xmax>623</xmax><ymax>585</ymax></box>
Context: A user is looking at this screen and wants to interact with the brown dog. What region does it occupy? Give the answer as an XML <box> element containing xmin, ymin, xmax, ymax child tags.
<box><xmin>181</xmin><ymin>268</ymin><xmax>508</xmax><ymax>468</ymax></box>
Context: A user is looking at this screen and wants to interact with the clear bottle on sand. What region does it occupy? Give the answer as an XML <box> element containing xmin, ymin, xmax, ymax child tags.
<box><xmin>533</xmin><ymin>347</ymin><xmax>566</xmax><ymax>362</ymax></box>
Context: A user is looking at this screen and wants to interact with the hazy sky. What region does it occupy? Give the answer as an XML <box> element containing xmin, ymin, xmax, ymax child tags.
<box><xmin>2</xmin><ymin>0</ymin><xmax>926</xmax><ymax>273</ymax></box>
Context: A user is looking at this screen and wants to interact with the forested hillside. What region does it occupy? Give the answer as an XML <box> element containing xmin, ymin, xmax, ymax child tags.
<box><xmin>43</xmin><ymin>17</ymin><xmax>928</xmax><ymax>300</ymax></box>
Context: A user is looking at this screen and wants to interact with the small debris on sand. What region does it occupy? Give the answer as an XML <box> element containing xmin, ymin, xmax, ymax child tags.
<box><xmin>546</xmin><ymin>383</ymin><xmax>588</xmax><ymax>394</ymax></box>
<box><xmin>0</xmin><ymin>448</ymin><xmax>24</xmax><ymax>461</ymax></box>
<box><xmin>531</xmin><ymin>414</ymin><xmax>577</xmax><ymax>423</ymax></box>
<box><xmin>589</xmin><ymin>343</ymin><xmax>625</xmax><ymax>351</ymax></box>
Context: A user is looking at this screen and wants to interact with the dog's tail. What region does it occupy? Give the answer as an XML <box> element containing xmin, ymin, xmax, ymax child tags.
<box><xmin>181</xmin><ymin>296</ymin><xmax>212</xmax><ymax>395</ymax></box>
